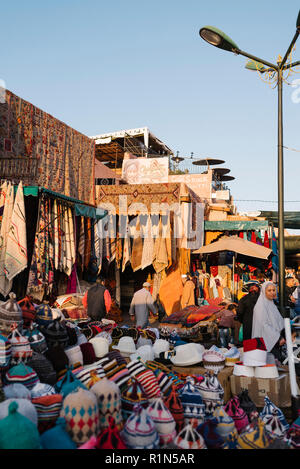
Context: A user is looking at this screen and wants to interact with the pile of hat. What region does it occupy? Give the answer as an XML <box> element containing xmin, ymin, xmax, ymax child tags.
<box><xmin>233</xmin><ymin>338</ymin><xmax>279</xmax><ymax>379</ymax></box>
<box><xmin>0</xmin><ymin>293</ymin><xmax>297</xmax><ymax>449</ymax></box>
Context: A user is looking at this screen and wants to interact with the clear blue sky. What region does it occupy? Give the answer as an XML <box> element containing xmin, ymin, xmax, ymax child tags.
<box><xmin>1</xmin><ymin>0</ymin><xmax>300</xmax><ymax>216</ymax></box>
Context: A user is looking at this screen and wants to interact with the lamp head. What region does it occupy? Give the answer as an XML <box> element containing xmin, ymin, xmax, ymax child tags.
<box><xmin>199</xmin><ymin>26</ymin><xmax>239</xmax><ymax>52</ymax></box>
<box><xmin>245</xmin><ymin>59</ymin><xmax>266</xmax><ymax>73</ymax></box>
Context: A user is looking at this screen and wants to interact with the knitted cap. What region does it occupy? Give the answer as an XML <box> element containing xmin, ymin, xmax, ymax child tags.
<box><xmin>146</xmin><ymin>397</ymin><xmax>177</xmax><ymax>445</ymax></box>
<box><xmin>213</xmin><ymin>406</ymin><xmax>236</xmax><ymax>439</ymax></box>
<box><xmin>224</xmin><ymin>396</ymin><xmax>249</xmax><ymax>434</ymax></box>
<box><xmin>45</xmin><ymin>345</ymin><xmax>69</xmax><ymax>374</ymax></box>
<box><xmin>237</xmin><ymin>389</ymin><xmax>258</xmax><ymax>421</ymax></box>
<box><xmin>55</xmin><ymin>367</ymin><xmax>88</xmax><ymax>398</ymax></box>
<box><xmin>3</xmin><ymin>383</ymin><xmax>31</xmax><ymax>400</ymax></box>
<box><xmin>60</xmin><ymin>388</ymin><xmax>99</xmax><ymax>445</ymax></box>
<box><xmin>178</xmin><ymin>379</ymin><xmax>205</xmax><ymax>427</ymax></box>
<box><xmin>164</xmin><ymin>385</ymin><xmax>185</xmax><ymax>433</ymax></box>
<box><xmin>89</xmin><ymin>337</ymin><xmax>109</xmax><ymax>358</ymax></box>
<box><xmin>23</xmin><ymin>326</ymin><xmax>48</xmax><ymax>354</ymax></box>
<box><xmin>0</xmin><ymin>401</ymin><xmax>41</xmax><ymax>449</ymax></box>
<box><xmin>32</xmin><ymin>394</ymin><xmax>63</xmax><ymax>434</ymax></box>
<box><xmin>121</xmin><ymin>404</ymin><xmax>159</xmax><ymax>449</ymax></box>
<box><xmin>197</xmin><ymin>417</ymin><xmax>226</xmax><ymax>449</ymax></box>
<box><xmin>0</xmin><ymin>397</ymin><xmax>38</xmax><ymax>425</ymax></box>
<box><xmin>65</xmin><ymin>324</ymin><xmax>79</xmax><ymax>347</ymax></box>
<box><xmin>236</xmin><ymin>418</ymin><xmax>271</xmax><ymax>449</ymax></box>
<box><xmin>174</xmin><ymin>422</ymin><xmax>206</xmax><ymax>450</ymax></box>
<box><xmin>133</xmin><ymin>368</ymin><xmax>162</xmax><ymax>400</ymax></box>
<box><xmin>260</xmin><ymin>396</ymin><xmax>289</xmax><ymax>439</ymax></box>
<box><xmin>42</xmin><ymin>318</ymin><xmax>69</xmax><ymax>349</ymax></box>
<box><xmin>74</xmin><ymin>361</ymin><xmax>106</xmax><ymax>389</ymax></box>
<box><xmin>27</xmin><ymin>352</ymin><xmax>57</xmax><ymax>385</ymax></box>
<box><xmin>121</xmin><ymin>378</ymin><xmax>149</xmax><ymax>421</ymax></box>
<box><xmin>30</xmin><ymin>383</ymin><xmax>56</xmax><ymax>399</ymax></box>
<box><xmin>5</xmin><ymin>362</ymin><xmax>40</xmax><ymax>390</ymax></box>
<box><xmin>18</xmin><ymin>296</ymin><xmax>36</xmax><ymax>328</ymax></box>
<box><xmin>197</xmin><ymin>372</ymin><xmax>224</xmax><ymax>416</ymax></box>
<box><xmin>90</xmin><ymin>378</ymin><xmax>123</xmax><ymax>430</ymax></box>
<box><xmin>35</xmin><ymin>303</ymin><xmax>53</xmax><ymax>327</ymax></box>
<box><xmin>9</xmin><ymin>328</ymin><xmax>32</xmax><ymax>365</ymax></box>
<box><xmin>40</xmin><ymin>417</ymin><xmax>77</xmax><ymax>449</ymax></box>
<box><xmin>0</xmin><ymin>333</ymin><xmax>11</xmax><ymax>369</ymax></box>
<box><xmin>80</xmin><ymin>342</ymin><xmax>97</xmax><ymax>365</ymax></box>
<box><xmin>94</xmin><ymin>416</ymin><xmax>127</xmax><ymax>449</ymax></box>
<box><xmin>0</xmin><ymin>292</ymin><xmax>23</xmax><ymax>337</ymax></box>
<box><xmin>64</xmin><ymin>345</ymin><xmax>84</xmax><ymax>367</ymax></box>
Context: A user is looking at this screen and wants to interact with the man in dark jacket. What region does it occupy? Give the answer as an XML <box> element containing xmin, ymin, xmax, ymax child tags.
<box><xmin>236</xmin><ymin>284</ymin><xmax>260</xmax><ymax>341</ymax></box>
<box><xmin>82</xmin><ymin>275</ymin><xmax>112</xmax><ymax>321</ymax></box>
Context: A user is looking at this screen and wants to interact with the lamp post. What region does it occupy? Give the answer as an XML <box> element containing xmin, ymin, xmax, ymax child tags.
<box><xmin>199</xmin><ymin>11</ymin><xmax>300</xmax><ymax>412</ymax></box>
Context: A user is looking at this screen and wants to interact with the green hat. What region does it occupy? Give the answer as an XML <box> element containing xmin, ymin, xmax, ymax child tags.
<box><xmin>0</xmin><ymin>401</ymin><xmax>41</xmax><ymax>449</ymax></box>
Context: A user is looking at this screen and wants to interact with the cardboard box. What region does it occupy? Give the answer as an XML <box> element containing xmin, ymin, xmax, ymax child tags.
<box><xmin>172</xmin><ymin>365</ymin><xmax>233</xmax><ymax>402</ymax></box>
<box><xmin>230</xmin><ymin>372</ymin><xmax>291</xmax><ymax>407</ymax></box>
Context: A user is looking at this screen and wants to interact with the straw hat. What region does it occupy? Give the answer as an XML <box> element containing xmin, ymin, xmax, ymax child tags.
<box><xmin>130</xmin><ymin>345</ymin><xmax>154</xmax><ymax>363</ymax></box>
<box><xmin>170</xmin><ymin>343</ymin><xmax>203</xmax><ymax>366</ymax></box>
<box><xmin>112</xmin><ymin>337</ymin><xmax>137</xmax><ymax>357</ymax></box>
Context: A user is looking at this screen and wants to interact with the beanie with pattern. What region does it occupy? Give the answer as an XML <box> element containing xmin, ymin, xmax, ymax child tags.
<box><xmin>146</xmin><ymin>397</ymin><xmax>177</xmax><ymax>445</ymax></box>
<box><xmin>90</xmin><ymin>377</ymin><xmax>123</xmax><ymax>431</ymax></box>
<box><xmin>121</xmin><ymin>404</ymin><xmax>159</xmax><ymax>450</ymax></box>
<box><xmin>60</xmin><ymin>387</ymin><xmax>99</xmax><ymax>446</ymax></box>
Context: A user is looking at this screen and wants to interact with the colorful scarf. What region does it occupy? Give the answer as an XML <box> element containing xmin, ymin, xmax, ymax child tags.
<box><xmin>0</xmin><ymin>182</ymin><xmax>14</xmax><ymax>296</ymax></box>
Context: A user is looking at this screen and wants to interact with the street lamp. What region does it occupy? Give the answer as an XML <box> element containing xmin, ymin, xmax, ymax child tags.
<box><xmin>199</xmin><ymin>11</ymin><xmax>300</xmax><ymax>412</ymax></box>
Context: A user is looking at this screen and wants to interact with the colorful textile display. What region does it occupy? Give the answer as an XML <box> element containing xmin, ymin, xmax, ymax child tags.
<box><xmin>0</xmin><ymin>182</ymin><xmax>14</xmax><ymax>297</ymax></box>
<box><xmin>4</xmin><ymin>181</ymin><xmax>27</xmax><ymax>282</ymax></box>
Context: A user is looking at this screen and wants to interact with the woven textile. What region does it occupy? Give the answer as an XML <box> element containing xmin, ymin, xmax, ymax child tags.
<box><xmin>4</xmin><ymin>181</ymin><xmax>27</xmax><ymax>281</ymax></box>
<box><xmin>0</xmin><ymin>182</ymin><xmax>14</xmax><ymax>297</ymax></box>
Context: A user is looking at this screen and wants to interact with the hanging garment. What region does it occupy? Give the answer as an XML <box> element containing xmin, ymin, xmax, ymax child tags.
<box><xmin>0</xmin><ymin>182</ymin><xmax>14</xmax><ymax>297</ymax></box>
<box><xmin>141</xmin><ymin>215</ymin><xmax>154</xmax><ymax>270</ymax></box>
<box><xmin>131</xmin><ymin>217</ymin><xmax>143</xmax><ymax>272</ymax></box>
<box><xmin>153</xmin><ymin>217</ymin><xmax>168</xmax><ymax>274</ymax></box>
<box><xmin>64</xmin><ymin>207</ymin><xmax>72</xmax><ymax>276</ymax></box>
<box><xmin>78</xmin><ymin>216</ymin><xmax>85</xmax><ymax>271</ymax></box>
<box><xmin>0</xmin><ymin>181</ymin><xmax>8</xmax><ymax>229</ymax></box>
<box><xmin>122</xmin><ymin>221</ymin><xmax>131</xmax><ymax>273</ymax></box>
<box><xmin>263</xmin><ymin>231</ymin><xmax>270</xmax><ymax>248</ymax></box>
<box><xmin>84</xmin><ymin>217</ymin><xmax>92</xmax><ymax>269</ymax></box>
<box><xmin>68</xmin><ymin>207</ymin><xmax>76</xmax><ymax>266</ymax></box>
<box><xmin>4</xmin><ymin>181</ymin><xmax>27</xmax><ymax>281</ymax></box>
<box><xmin>53</xmin><ymin>200</ymin><xmax>59</xmax><ymax>270</ymax></box>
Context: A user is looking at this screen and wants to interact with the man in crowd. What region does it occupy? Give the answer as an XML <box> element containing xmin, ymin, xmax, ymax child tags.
<box><xmin>82</xmin><ymin>275</ymin><xmax>112</xmax><ymax>321</ymax></box>
<box><xmin>129</xmin><ymin>282</ymin><xmax>157</xmax><ymax>328</ymax></box>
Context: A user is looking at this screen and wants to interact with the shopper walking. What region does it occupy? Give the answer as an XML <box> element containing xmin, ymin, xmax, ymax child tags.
<box><xmin>129</xmin><ymin>282</ymin><xmax>157</xmax><ymax>328</ymax></box>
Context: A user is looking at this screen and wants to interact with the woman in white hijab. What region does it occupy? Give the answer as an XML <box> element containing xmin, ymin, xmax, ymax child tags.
<box><xmin>252</xmin><ymin>281</ymin><xmax>285</xmax><ymax>356</ymax></box>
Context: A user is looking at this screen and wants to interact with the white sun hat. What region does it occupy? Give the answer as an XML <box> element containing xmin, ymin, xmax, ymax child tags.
<box><xmin>112</xmin><ymin>336</ymin><xmax>137</xmax><ymax>357</ymax></box>
<box><xmin>153</xmin><ymin>339</ymin><xmax>170</xmax><ymax>358</ymax></box>
<box><xmin>130</xmin><ymin>345</ymin><xmax>154</xmax><ymax>363</ymax></box>
<box><xmin>170</xmin><ymin>343</ymin><xmax>203</xmax><ymax>366</ymax></box>
<box><xmin>254</xmin><ymin>364</ymin><xmax>279</xmax><ymax>379</ymax></box>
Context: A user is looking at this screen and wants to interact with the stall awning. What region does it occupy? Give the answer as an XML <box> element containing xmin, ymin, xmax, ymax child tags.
<box><xmin>15</xmin><ymin>186</ymin><xmax>107</xmax><ymax>220</ymax></box>
<box><xmin>260</xmin><ymin>211</ymin><xmax>300</xmax><ymax>230</ymax></box>
<box><xmin>204</xmin><ymin>220</ymin><xmax>269</xmax><ymax>231</ymax></box>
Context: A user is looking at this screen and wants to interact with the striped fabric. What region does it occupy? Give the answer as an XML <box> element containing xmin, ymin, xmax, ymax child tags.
<box><xmin>103</xmin><ymin>361</ymin><xmax>131</xmax><ymax>392</ymax></box>
<box><xmin>152</xmin><ymin>369</ymin><xmax>173</xmax><ymax>396</ymax></box>
<box><xmin>0</xmin><ymin>334</ymin><xmax>11</xmax><ymax>369</ymax></box>
<box><xmin>5</xmin><ymin>363</ymin><xmax>40</xmax><ymax>389</ymax></box>
<box><xmin>127</xmin><ymin>360</ymin><xmax>147</xmax><ymax>378</ymax></box>
<box><xmin>134</xmin><ymin>369</ymin><xmax>161</xmax><ymax>400</ymax></box>
<box><xmin>74</xmin><ymin>362</ymin><xmax>106</xmax><ymax>388</ymax></box>
<box><xmin>32</xmin><ymin>394</ymin><xmax>63</xmax><ymax>434</ymax></box>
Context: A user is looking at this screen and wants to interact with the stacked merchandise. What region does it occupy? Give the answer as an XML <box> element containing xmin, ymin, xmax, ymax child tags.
<box><xmin>0</xmin><ymin>292</ymin><xmax>296</xmax><ymax>449</ymax></box>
